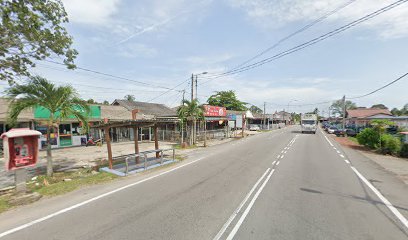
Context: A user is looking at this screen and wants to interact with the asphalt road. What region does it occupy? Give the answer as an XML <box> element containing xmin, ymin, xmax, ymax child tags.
<box><xmin>0</xmin><ymin>126</ymin><xmax>407</xmax><ymax>239</ymax></box>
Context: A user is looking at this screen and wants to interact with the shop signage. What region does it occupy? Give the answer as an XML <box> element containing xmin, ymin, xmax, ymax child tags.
<box><xmin>227</xmin><ymin>114</ymin><xmax>236</xmax><ymax>121</ymax></box>
<box><xmin>34</xmin><ymin>105</ymin><xmax>101</xmax><ymax>119</ymax></box>
<box><xmin>204</xmin><ymin>105</ymin><xmax>226</xmax><ymax>117</ymax></box>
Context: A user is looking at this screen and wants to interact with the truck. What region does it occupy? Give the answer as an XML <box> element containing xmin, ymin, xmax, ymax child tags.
<box><xmin>301</xmin><ymin>113</ymin><xmax>318</xmax><ymax>134</ymax></box>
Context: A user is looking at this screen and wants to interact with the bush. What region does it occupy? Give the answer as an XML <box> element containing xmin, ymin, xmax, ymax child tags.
<box><xmin>380</xmin><ymin>134</ymin><xmax>401</xmax><ymax>155</ymax></box>
<box><xmin>400</xmin><ymin>144</ymin><xmax>408</xmax><ymax>158</ymax></box>
<box><xmin>357</xmin><ymin>128</ymin><xmax>380</xmax><ymax>149</ymax></box>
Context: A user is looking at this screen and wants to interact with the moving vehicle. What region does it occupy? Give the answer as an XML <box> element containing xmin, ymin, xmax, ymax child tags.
<box><xmin>301</xmin><ymin>113</ymin><xmax>317</xmax><ymax>134</ymax></box>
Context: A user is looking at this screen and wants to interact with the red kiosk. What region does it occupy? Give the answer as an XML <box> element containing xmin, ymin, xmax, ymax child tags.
<box><xmin>1</xmin><ymin>128</ymin><xmax>41</xmax><ymax>171</ymax></box>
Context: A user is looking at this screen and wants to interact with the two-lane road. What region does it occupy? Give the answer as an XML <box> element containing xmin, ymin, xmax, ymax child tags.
<box><xmin>0</xmin><ymin>126</ymin><xmax>407</xmax><ymax>239</ymax></box>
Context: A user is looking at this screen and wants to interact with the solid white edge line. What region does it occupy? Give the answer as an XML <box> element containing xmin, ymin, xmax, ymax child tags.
<box><xmin>344</xmin><ymin>160</ymin><xmax>350</xmax><ymax>164</ymax></box>
<box><xmin>350</xmin><ymin>166</ymin><xmax>408</xmax><ymax>230</ymax></box>
<box><xmin>0</xmin><ymin>157</ymin><xmax>207</xmax><ymax>239</ymax></box>
<box><xmin>226</xmin><ymin>169</ymin><xmax>275</xmax><ymax>240</ymax></box>
<box><xmin>212</xmin><ymin>168</ymin><xmax>271</xmax><ymax>240</ymax></box>
<box><xmin>340</xmin><ymin>154</ymin><xmax>345</xmax><ymax>158</ymax></box>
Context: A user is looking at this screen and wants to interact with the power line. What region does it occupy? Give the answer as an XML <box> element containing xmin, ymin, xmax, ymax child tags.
<box><xmin>199</xmin><ymin>0</ymin><xmax>407</xmax><ymax>85</ymax></box>
<box><xmin>146</xmin><ymin>78</ymin><xmax>190</xmax><ymax>102</ymax></box>
<box><xmin>44</xmin><ymin>59</ymin><xmax>184</xmax><ymax>91</ymax></box>
<box><xmin>347</xmin><ymin>72</ymin><xmax>408</xmax><ymax>99</ymax></box>
<box><xmin>226</xmin><ymin>0</ymin><xmax>357</xmax><ymax>72</ymax></box>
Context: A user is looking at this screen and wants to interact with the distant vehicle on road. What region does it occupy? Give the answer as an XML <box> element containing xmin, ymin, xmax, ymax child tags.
<box><xmin>249</xmin><ymin>124</ymin><xmax>260</xmax><ymax>131</ymax></box>
<box><xmin>334</xmin><ymin>128</ymin><xmax>346</xmax><ymax>136</ymax></box>
<box><xmin>327</xmin><ymin>126</ymin><xmax>338</xmax><ymax>134</ymax></box>
<box><xmin>301</xmin><ymin>113</ymin><xmax>317</xmax><ymax>134</ymax></box>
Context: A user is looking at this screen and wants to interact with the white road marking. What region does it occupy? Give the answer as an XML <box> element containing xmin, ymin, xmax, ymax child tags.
<box><xmin>212</xmin><ymin>168</ymin><xmax>271</xmax><ymax>240</ymax></box>
<box><xmin>344</xmin><ymin>160</ymin><xmax>350</xmax><ymax>164</ymax></box>
<box><xmin>272</xmin><ymin>161</ymin><xmax>276</xmax><ymax>165</ymax></box>
<box><xmin>226</xmin><ymin>169</ymin><xmax>275</xmax><ymax>240</ymax></box>
<box><xmin>276</xmin><ymin>155</ymin><xmax>280</xmax><ymax>159</ymax></box>
<box><xmin>350</xmin><ymin>166</ymin><xmax>408</xmax><ymax>230</ymax></box>
<box><xmin>280</xmin><ymin>155</ymin><xmax>284</xmax><ymax>159</ymax></box>
<box><xmin>336</xmin><ymin>150</ymin><xmax>341</xmax><ymax>154</ymax></box>
<box><xmin>339</xmin><ymin>154</ymin><xmax>345</xmax><ymax>158</ymax></box>
<box><xmin>281</xmin><ymin>150</ymin><xmax>284</xmax><ymax>154</ymax></box>
<box><xmin>0</xmin><ymin>156</ymin><xmax>210</xmax><ymax>239</ymax></box>
<box><xmin>283</xmin><ymin>151</ymin><xmax>287</xmax><ymax>154</ymax></box>
<box><xmin>276</xmin><ymin>161</ymin><xmax>280</xmax><ymax>166</ymax></box>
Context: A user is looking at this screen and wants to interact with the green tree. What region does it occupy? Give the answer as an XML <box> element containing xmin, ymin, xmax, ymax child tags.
<box><xmin>249</xmin><ymin>105</ymin><xmax>262</xmax><ymax>114</ymax></box>
<box><xmin>371</xmin><ymin>104</ymin><xmax>388</xmax><ymax>109</ymax></box>
<box><xmin>391</xmin><ymin>108</ymin><xmax>401</xmax><ymax>116</ymax></box>
<box><xmin>0</xmin><ymin>0</ymin><xmax>77</xmax><ymax>83</ymax></box>
<box><xmin>86</xmin><ymin>99</ymin><xmax>97</xmax><ymax>104</ymax></box>
<box><xmin>313</xmin><ymin>108</ymin><xmax>319</xmax><ymax>114</ymax></box>
<box><xmin>124</xmin><ymin>94</ymin><xmax>135</xmax><ymax>102</ymax></box>
<box><xmin>331</xmin><ymin>99</ymin><xmax>357</xmax><ymax>117</ymax></box>
<box><xmin>103</xmin><ymin>100</ymin><xmax>110</xmax><ymax>105</ymax></box>
<box><xmin>7</xmin><ymin>76</ymin><xmax>89</xmax><ymax>176</ymax></box>
<box><xmin>207</xmin><ymin>90</ymin><xmax>247</xmax><ymax>111</ymax></box>
<box><xmin>177</xmin><ymin>99</ymin><xmax>204</xmax><ymax>145</ymax></box>
<box><xmin>370</xmin><ymin>119</ymin><xmax>395</xmax><ymax>152</ymax></box>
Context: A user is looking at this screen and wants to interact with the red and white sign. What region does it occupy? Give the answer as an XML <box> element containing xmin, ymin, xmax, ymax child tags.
<box><xmin>204</xmin><ymin>105</ymin><xmax>227</xmax><ymax>117</ymax></box>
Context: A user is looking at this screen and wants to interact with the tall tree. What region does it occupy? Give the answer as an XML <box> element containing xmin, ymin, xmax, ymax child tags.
<box><xmin>249</xmin><ymin>105</ymin><xmax>262</xmax><ymax>114</ymax></box>
<box><xmin>7</xmin><ymin>76</ymin><xmax>89</xmax><ymax>176</ymax></box>
<box><xmin>86</xmin><ymin>99</ymin><xmax>97</xmax><ymax>104</ymax></box>
<box><xmin>331</xmin><ymin>99</ymin><xmax>357</xmax><ymax>117</ymax></box>
<box><xmin>391</xmin><ymin>108</ymin><xmax>401</xmax><ymax>116</ymax></box>
<box><xmin>371</xmin><ymin>104</ymin><xmax>388</xmax><ymax>109</ymax></box>
<box><xmin>177</xmin><ymin>99</ymin><xmax>204</xmax><ymax>145</ymax></box>
<box><xmin>0</xmin><ymin>0</ymin><xmax>78</xmax><ymax>83</ymax></box>
<box><xmin>124</xmin><ymin>94</ymin><xmax>135</xmax><ymax>102</ymax></box>
<box><xmin>103</xmin><ymin>100</ymin><xmax>110</xmax><ymax>105</ymax></box>
<box><xmin>207</xmin><ymin>90</ymin><xmax>247</xmax><ymax>111</ymax></box>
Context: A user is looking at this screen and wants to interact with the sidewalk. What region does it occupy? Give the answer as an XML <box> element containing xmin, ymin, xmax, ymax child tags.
<box><xmin>332</xmin><ymin>135</ymin><xmax>408</xmax><ymax>185</ymax></box>
<box><xmin>0</xmin><ymin>133</ymin><xmax>257</xmax><ymax>189</ymax></box>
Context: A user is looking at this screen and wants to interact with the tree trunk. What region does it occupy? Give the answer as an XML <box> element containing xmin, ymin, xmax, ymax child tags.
<box><xmin>46</xmin><ymin>124</ymin><xmax>53</xmax><ymax>177</ymax></box>
<box><xmin>190</xmin><ymin>120</ymin><xmax>194</xmax><ymax>146</ymax></box>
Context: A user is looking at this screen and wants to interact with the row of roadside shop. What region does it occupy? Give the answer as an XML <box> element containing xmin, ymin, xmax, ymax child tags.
<box><xmin>0</xmin><ymin>98</ymin><xmax>293</xmax><ymax>150</ymax></box>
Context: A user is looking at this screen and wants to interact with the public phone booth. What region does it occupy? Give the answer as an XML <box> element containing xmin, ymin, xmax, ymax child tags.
<box><xmin>1</xmin><ymin>128</ymin><xmax>41</xmax><ymax>171</ymax></box>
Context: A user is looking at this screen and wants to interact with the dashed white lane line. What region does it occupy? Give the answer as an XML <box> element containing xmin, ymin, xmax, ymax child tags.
<box><xmin>276</xmin><ymin>155</ymin><xmax>281</xmax><ymax>159</ymax></box>
<box><xmin>276</xmin><ymin>161</ymin><xmax>280</xmax><ymax>166</ymax></box>
<box><xmin>283</xmin><ymin>151</ymin><xmax>287</xmax><ymax>154</ymax></box>
<box><xmin>212</xmin><ymin>168</ymin><xmax>271</xmax><ymax>240</ymax></box>
<box><xmin>350</xmin><ymin>166</ymin><xmax>408</xmax><ymax>230</ymax></box>
<box><xmin>336</xmin><ymin>150</ymin><xmax>341</xmax><ymax>154</ymax></box>
<box><xmin>281</xmin><ymin>150</ymin><xmax>284</xmax><ymax>154</ymax></box>
<box><xmin>322</xmin><ymin>129</ymin><xmax>408</xmax><ymax>231</ymax></box>
<box><xmin>280</xmin><ymin>155</ymin><xmax>284</xmax><ymax>159</ymax></box>
<box><xmin>339</xmin><ymin>154</ymin><xmax>345</xmax><ymax>158</ymax></box>
<box><xmin>225</xmin><ymin>169</ymin><xmax>276</xmax><ymax>240</ymax></box>
<box><xmin>272</xmin><ymin>161</ymin><xmax>276</xmax><ymax>165</ymax></box>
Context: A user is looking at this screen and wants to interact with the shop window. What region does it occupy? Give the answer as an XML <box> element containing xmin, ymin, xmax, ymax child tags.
<box><xmin>59</xmin><ymin>124</ymin><xmax>71</xmax><ymax>135</ymax></box>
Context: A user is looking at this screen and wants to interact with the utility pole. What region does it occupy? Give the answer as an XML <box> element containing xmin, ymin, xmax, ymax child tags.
<box><xmin>263</xmin><ymin>102</ymin><xmax>266</xmax><ymax>129</ymax></box>
<box><xmin>181</xmin><ymin>90</ymin><xmax>185</xmax><ymax>145</ymax></box>
<box><xmin>342</xmin><ymin>95</ymin><xmax>346</xmax><ymax>129</ymax></box>
<box><xmin>195</xmin><ymin>75</ymin><xmax>198</xmax><ymax>100</ymax></box>
<box><xmin>191</xmin><ymin>74</ymin><xmax>194</xmax><ymax>102</ymax></box>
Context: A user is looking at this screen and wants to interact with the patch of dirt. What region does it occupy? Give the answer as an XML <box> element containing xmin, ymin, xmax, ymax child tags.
<box><xmin>333</xmin><ymin>136</ymin><xmax>368</xmax><ymax>152</ymax></box>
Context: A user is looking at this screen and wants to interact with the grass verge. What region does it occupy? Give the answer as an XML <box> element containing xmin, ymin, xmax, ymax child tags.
<box><xmin>348</xmin><ymin>136</ymin><xmax>359</xmax><ymax>144</ymax></box>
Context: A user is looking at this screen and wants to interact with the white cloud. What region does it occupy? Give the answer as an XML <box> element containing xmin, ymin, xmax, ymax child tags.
<box><xmin>62</xmin><ymin>0</ymin><xmax>122</xmax><ymax>25</ymax></box>
<box><xmin>116</xmin><ymin>43</ymin><xmax>158</xmax><ymax>58</ymax></box>
<box><xmin>226</xmin><ymin>0</ymin><xmax>408</xmax><ymax>39</ymax></box>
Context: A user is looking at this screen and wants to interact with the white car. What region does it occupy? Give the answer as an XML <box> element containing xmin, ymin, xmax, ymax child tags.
<box><xmin>327</xmin><ymin>127</ymin><xmax>337</xmax><ymax>134</ymax></box>
<box><xmin>249</xmin><ymin>125</ymin><xmax>260</xmax><ymax>131</ymax></box>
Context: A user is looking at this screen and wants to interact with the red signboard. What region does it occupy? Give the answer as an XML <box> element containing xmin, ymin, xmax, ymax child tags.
<box><xmin>204</xmin><ymin>105</ymin><xmax>227</xmax><ymax>117</ymax></box>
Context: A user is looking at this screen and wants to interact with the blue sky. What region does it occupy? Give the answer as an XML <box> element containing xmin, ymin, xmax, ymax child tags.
<box><xmin>2</xmin><ymin>0</ymin><xmax>407</xmax><ymax>114</ymax></box>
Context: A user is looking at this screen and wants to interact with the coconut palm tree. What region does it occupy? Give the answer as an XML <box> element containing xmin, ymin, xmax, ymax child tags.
<box><xmin>6</xmin><ymin>76</ymin><xmax>90</xmax><ymax>176</ymax></box>
<box><xmin>177</xmin><ymin>99</ymin><xmax>204</xmax><ymax>145</ymax></box>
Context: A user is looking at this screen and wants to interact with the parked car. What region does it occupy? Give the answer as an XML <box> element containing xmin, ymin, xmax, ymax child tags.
<box><xmin>334</xmin><ymin>128</ymin><xmax>346</xmax><ymax>136</ymax></box>
<box><xmin>249</xmin><ymin>124</ymin><xmax>260</xmax><ymax>131</ymax></box>
<box><xmin>345</xmin><ymin>129</ymin><xmax>357</xmax><ymax>137</ymax></box>
<box><xmin>327</xmin><ymin>127</ymin><xmax>338</xmax><ymax>134</ymax></box>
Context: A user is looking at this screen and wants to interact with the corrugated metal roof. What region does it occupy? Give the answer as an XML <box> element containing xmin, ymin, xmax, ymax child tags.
<box><xmin>0</xmin><ymin>98</ymin><xmax>34</xmax><ymax>121</ymax></box>
<box><xmin>100</xmin><ymin>105</ymin><xmax>132</xmax><ymax>121</ymax></box>
<box><xmin>112</xmin><ymin>99</ymin><xmax>177</xmax><ymax>117</ymax></box>
<box><xmin>347</xmin><ymin>108</ymin><xmax>392</xmax><ymax>118</ymax></box>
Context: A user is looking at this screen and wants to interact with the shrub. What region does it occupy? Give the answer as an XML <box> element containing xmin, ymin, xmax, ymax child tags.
<box><xmin>380</xmin><ymin>134</ymin><xmax>401</xmax><ymax>155</ymax></box>
<box><xmin>400</xmin><ymin>144</ymin><xmax>408</xmax><ymax>158</ymax></box>
<box><xmin>357</xmin><ymin>128</ymin><xmax>380</xmax><ymax>149</ymax></box>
